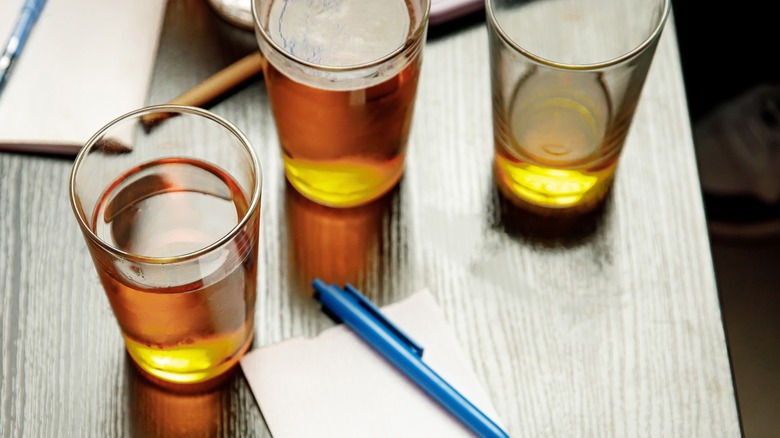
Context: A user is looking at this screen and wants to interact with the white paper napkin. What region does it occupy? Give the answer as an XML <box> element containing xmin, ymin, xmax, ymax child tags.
<box><xmin>0</xmin><ymin>0</ymin><xmax>166</xmax><ymax>155</ymax></box>
<box><xmin>240</xmin><ymin>289</ymin><xmax>505</xmax><ymax>437</ymax></box>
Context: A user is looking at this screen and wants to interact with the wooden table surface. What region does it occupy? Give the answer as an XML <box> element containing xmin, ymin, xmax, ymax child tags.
<box><xmin>0</xmin><ymin>1</ymin><xmax>741</xmax><ymax>436</ymax></box>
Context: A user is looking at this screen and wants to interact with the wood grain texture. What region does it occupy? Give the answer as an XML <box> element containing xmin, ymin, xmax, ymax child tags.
<box><xmin>0</xmin><ymin>1</ymin><xmax>740</xmax><ymax>436</ymax></box>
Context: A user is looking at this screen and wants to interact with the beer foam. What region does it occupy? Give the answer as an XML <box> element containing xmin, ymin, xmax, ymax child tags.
<box><xmin>268</xmin><ymin>0</ymin><xmax>411</xmax><ymax>67</ymax></box>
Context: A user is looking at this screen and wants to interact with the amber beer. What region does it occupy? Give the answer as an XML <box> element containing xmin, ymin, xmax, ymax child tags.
<box><xmin>255</xmin><ymin>0</ymin><xmax>429</xmax><ymax>207</ymax></box>
<box><xmin>69</xmin><ymin>106</ymin><xmax>262</xmax><ymax>392</ymax></box>
<box><xmin>88</xmin><ymin>158</ymin><xmax>259</xmax><ymax>389</ymax></box>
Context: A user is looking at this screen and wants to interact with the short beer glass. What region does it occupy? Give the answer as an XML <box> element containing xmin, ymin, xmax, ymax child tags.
<box><xmin>253</xmin><ymin>0</ymin><xmax>430</xmax><ymax>207</ymax></box>
<box><xmin>487</xmin><ymin>0</ymin><xmax>671</xmax><ymax>213</ymax></box>
<box><xmin>69</xmin><ymin>105</ymin><xmax>262</xmax><ymax>391</ymax></box>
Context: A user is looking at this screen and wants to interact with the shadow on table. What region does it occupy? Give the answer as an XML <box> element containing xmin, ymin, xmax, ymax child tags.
<box><xmin>487</xmin><ymin>175</ymin><xmax>612</xmax><ymax>249</ymax></box>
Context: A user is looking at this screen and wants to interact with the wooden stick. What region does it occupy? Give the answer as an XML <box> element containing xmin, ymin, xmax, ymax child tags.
<box><xmin>143</xmin><ymin>50</ymin><xmax>265</xmax><ymax>126</ymax></box>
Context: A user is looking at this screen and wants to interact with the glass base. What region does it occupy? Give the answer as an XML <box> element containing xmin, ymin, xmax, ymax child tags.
<box><xmin>283</xmin><ymin>155</ymin><xmax>404</xmax><ymax>208</ymax></box>
<box><xmin>206</xmin><ymin>0</ymin><xmax>253</xmax><ymax>30</ymax></box>
<box><xmin>127</xmin><ymin>332</ymin><xmax>254</xmax><ymax>394</ymax></box>
<box><xmin>494</xmin><ymin>156</ymin><xmax>615</xmax><ymax>216</ymax></box>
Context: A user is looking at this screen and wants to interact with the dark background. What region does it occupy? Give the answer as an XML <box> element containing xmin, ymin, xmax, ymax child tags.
<box><xmin>674</xmin><ymin>4</ymin><xmax>780</xmax><ymax>124</ymax></box>
<box><xmin>674</xmin><ymin>3</ymin><xmax>780</xmax><ymax>437</ymax></box>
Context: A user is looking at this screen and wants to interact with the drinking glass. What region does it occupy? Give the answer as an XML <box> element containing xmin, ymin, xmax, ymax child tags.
<box><xmin>252</xmin><ymin>0</ymin><xmax>430</xmax><ymax>207</ymax></box>
<box><xmin>487</xmin><ymin>0</ymin><xmax>671</xmax><ymax>214</ymax></box>
<box><xmin>69</xmin><ymin>105</ymin><xmax>262</xmax><ymax>391</ymax></box>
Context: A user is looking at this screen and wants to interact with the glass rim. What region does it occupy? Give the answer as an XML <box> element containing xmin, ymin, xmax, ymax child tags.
<box><xmin>69</xmin><ymin>104</ymin><xmax>263</xmax><ymax>265</ymax></box>
<box><xmin>251</xmin><ymin>0</ymin><xmax>431</xmax><ymax>72</ymax></box>
<box><xmin>485</xmin><ymin>0</ymin><xmax>671</xmax><ymax>70</ymax></box>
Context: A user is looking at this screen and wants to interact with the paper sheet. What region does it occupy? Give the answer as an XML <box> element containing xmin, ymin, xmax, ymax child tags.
<box><xmin>241</xmin><ymin>290</ymin><xmax>505</xmax><ymax>437</ymax></box>
<box><xmin>0</xmin><ymin>0</ymin><xmax>166</xmax><ymax>155</ymax></box>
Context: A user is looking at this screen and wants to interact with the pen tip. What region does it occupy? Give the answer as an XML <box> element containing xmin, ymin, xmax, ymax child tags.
<box><xmin>139</xmin><ymin>110</ymin><xmax>177</xmax><ymax>132</ymax></box>
<box><xmin>93</xmin><ymin>137</ymin><xmax>132</xmax><ymax>155</ymax></box>
<box><xmin>311</xmin><ymin>278</ymin><xmax>327</xmax><ymax>301</ymax></box>
<box><xmin>312</xmin><ymin>278</ymin><xmax>326</xmax><ymax>289</ymax></box>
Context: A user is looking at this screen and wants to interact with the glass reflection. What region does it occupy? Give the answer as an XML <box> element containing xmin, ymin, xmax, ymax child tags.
<box><xmin>127</xmin><ymin>361</ymin><xmax>230</xmax><ymax>438</ymax></box>
<box><xmin>285</xmin><ymin>180</ymin><xmax>396</xmax><ymax>296</ymax></box>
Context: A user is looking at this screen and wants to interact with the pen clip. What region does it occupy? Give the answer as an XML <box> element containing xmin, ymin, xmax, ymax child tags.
<box><xmin>312</xmin><ymin>279</ymin><xmax>425</xmax><ymax>358</ymax></box>
<box><xmin>341</xmin><ymin>283</ymin><xmax>425</xmax><ymax>358</ymax></box>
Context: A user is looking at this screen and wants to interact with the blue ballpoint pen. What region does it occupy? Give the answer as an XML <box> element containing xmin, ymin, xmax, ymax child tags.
<box><xmin>0</xmin><ymin>0</ymin><xmax>47</xmax><ymax>97</ymax></box>
<box><xmin>312</xmin><ymin>279</ymin><xmax>510</xmax><ymax>438</ymax></box>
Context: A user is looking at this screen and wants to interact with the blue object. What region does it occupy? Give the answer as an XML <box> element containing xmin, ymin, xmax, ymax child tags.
<box><xmin>312</xmin><ymin>279</ymin><xmax>510</xmax><ymax>438</ymax></box>
<box><xmin>0</xmin><ymin>0</ymin><xmax>47</xmax><ymax>97</ymax></box>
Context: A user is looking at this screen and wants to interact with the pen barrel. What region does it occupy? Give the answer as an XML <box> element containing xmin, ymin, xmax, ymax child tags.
<box><xmin>316</xmin><ymin>284</ymin><xmax>509</xmax><ymax>438</ymax></box>
<box><xmin>12</xmin><ymin>0</ymin><xmax>45</xmax><ymax>49</ymax></box>
<box><xmin>387</xmin><ymin>346</ymin><xmax>508</xmax><ymax>438</ymax></box>
<box><xmin>1</xmin><ymin>0</ymin><xmax>45</xmax><ymax>84</ymax></box>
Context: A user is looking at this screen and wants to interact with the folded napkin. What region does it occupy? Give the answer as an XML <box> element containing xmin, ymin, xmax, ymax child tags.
<box><xmin>241</xmin><ymin>289</ymin><xmax>505</xmax><ymax>437</ymax></box>
<box><xmin>0</xmin><ymin>0</ymin><xmax>166</xmax><ymax>155</ymax></box>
